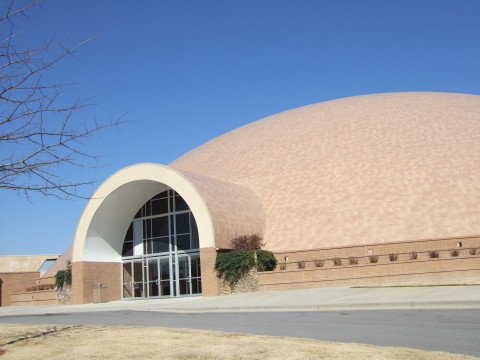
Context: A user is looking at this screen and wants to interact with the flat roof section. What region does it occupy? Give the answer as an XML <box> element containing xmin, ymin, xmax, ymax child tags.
<box><xmin>0</xmin><ymin>255</ymin><xmax>59</xmax><ymax>273</ymax></box>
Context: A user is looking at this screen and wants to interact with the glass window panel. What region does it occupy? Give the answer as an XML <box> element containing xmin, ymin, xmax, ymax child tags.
<box><xmin>123</xmin><ymin>282</ymin><xmax>133</xmax><ymax>298</ymax></box>
<box><xmin>152</xmin><ymin>237</ymin><xmax>170</xmax><ymax>253</ymax></box>
<box><xmin>178</xmin><ymin>257</ymin><xmax>189</xmax><ymax>278</ymax></box>
<box><xmin>190</xmin><ymin>255</ymin><xmax>201</xmax><ymax>278</ymax></box>
<box><xmin>153</xmin><ymin>191</ymin><xmax>168</xmax><ymax>199</ymax></box>
<box><xmin>191</xmin><ymin>236</ymin><xmax>199</xmax><ymax>250</ymax></box>
<box><xmin>175</xmin><ymin>195</ymin><xmax>189</xmax><ymax>211</ymax></box>
<box><xmin>160</xmin><ymin>259</ymin><xmax>170</xmax><ymax>280</ymax></box>
<box><xmin>134</xmin><ymin>207</ymin><xmax>143</xmax><ymax>219</ymax></box>
<box><xmin>179</xmin><ymin>279</ymin><xmax>190</xmax><ymax>295</ymax></box>
<box><xmin>175</xmin><ymin>213</ymin><xmax>190</xmax><ymax>234</ymax></box>
<box><xmin>190</xmin><ymin>214</ymin><xmax>199</xmax><ymax>249</ymax></box>
<box><xmin>191</xmin><ymin>278</ymin><xmax>202</xmax><ymax>294</ymax></box>
<box><xmin>133</xmin><ymin>261</ymin><xmax>143</xmax><ymax>282</ymax></box>
<box><xmin>151</xmin><ymin>216</ymin><xmax>169</xmax><ymax>237</ymax></box>
<box><xmin>143</xmin><ymin>240</ymin><xmax>151</xmax><ymax>254</ymax></box>
<box><xmin>125</xmin><ymin>224</ymin><xmax>133</xmax><ymax>241</ymax></box>
<box><xmin>176</xmin><ymin>234</ymin><xmax>191</xmax><ymax>251</ymax></box>
<box><xmin>144</xmin><ymin>219</ymin><xmax>152</xmax><ymax>239</ymax></box>
<box><xmin>151</xmin><ymin>198</ymin><xmax>168</xmax><ymax>215</ymax></box>
<box><xmin>146</xmin><ymin>201</ymin><xmax>152</xmax><ymax>217</ymax></box>
<box><xmin>148</xmin><ymin>282</ymin><xmax>159</xmax><ymax>297</ymax></box>
<box><xmin>148</xmin><ymin>260</ymin><xmax>158</xmax><ymax>280</ymax></box>
<box><xmin>191</xmin><ymin>278</ymin><xmax>198</xmax><ymax>294</ymax></box>
<box><xmin>134</xmin><ymin>282</ymin><xmax>144</xmax><ymax>297</ymax></box>
<box><xmin>122</xmin><ymin>262</ymin><xmax>133</xmax><ymax>282</ymax></box>
<box><xmin>122</xmin><ymin>241</ymin><xmax>133</xmax><ymax>257</ymax></box>
<box><xmin>160</xmin><ymin>281</ymin><xmax>171</xmax><ymax>296</ymax></box>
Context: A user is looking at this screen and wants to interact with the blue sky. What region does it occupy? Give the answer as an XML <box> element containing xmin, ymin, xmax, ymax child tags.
<box><xmin>1</xmin><ymin>0</ymin><xmax>480</xmax><ymax>255</ymax></box>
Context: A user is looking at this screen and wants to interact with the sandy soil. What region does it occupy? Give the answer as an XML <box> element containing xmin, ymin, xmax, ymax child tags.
<box><xmin>0</xmin><ymin>324</ymin><xmax>477</xmax><ymax>360</ymax></box>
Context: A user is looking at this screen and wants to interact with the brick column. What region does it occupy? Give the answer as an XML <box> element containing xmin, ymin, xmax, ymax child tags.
<box><xmin>200</xmin><ymin>247</ymin><xmax>220</xmax><ymax>296</ymax></box>
<box><xmin>72</xmin><ymin>262</ymin><xmax>122</xmax><ymax>304</ymax></box>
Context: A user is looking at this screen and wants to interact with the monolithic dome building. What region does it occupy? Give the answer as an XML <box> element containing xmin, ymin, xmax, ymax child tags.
<box><xmin>2</xmin><ymin>92</ymin><xmax>480</xmax><ymax>306</ymax></box>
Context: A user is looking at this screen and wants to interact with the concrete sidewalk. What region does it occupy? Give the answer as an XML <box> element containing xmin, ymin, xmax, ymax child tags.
<box><xmin>1</xmin><ymin>285</ymin><xmax>480</xmax><ymax>316</ymax></box>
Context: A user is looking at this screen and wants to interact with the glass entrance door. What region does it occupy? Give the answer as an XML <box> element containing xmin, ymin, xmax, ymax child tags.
<box><xmin>147</xmin><ymin>258</ymin><xmax>159</xmax><ymax>297</ymax></box>
<box><xmin>133</xmin><ymin>260</ymin><xmax>144</xmax><ymax>298</ymax></box>
<box><xmin>146</xmin><ymin>256</ymin><xmax>172</xmax><ymax>298</ymax></box>
<box><xmin>121</xmin><ymin>189</ymin><xmax>202</xmax><ymax>299</ymax></box>
<box><xmin>177</xmin><ymin>253</ymin><xmax>202</xmax><ymax>296</ymax></box>
<box><xmin>122</xmin><ymin>262</ymin><xmax>133</xmax><ymax>298</ymax></box>
<box><xmin>122</xmin><ymin>260</ymin><xmax>145</xmax><ymax>298</ymax></box>
<box><xmin>123</xmin><ymin>252</ymin><xmax>201</xmax><ymax>299</ymax></box>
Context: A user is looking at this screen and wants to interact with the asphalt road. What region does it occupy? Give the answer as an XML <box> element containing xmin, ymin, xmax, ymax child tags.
<box><xmin>0</xmin><ymin>309</ymin><xmax>479</xmax><ymax>357</ymax></box>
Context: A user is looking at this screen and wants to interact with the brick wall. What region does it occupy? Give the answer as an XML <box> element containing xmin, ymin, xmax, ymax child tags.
<box><xmin>72</xmin><ymin>262</ymin><xmax>122</xmax><ymax>304</ymax></box>
<box><xmin>9</xmin><ymin>289</ymin><xmax>58</xmax><ymax>306</ymax></box>
<box><xmin>0</xmin><ymin>272</ymin><xmax>39</xmax><ymax>306</ymax></box>
<box><xmin>4</xmin><ymin>236</ymin><xmax>478</xmax><ymax>306</ymax></box>
<box><xmin>258</xmin><ymin>236</ymin><xmax>480</xmax><ymax>291</ymax></box>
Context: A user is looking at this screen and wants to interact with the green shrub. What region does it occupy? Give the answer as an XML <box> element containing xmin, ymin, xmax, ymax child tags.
<box><xmin>256</xmin><ymin>250</ymin><xmax>277</xmax><ymax>271</ymax></box>
<box><xmin>55</xmin><ymin>268</ymin><xmax>72</xmax><ymax>289</ymax></box>
<box><xmin>215</xmin><ymin>250</ymin><xmax>256</xmax><ymax>285</ymax></box>
<box><xmin>215</xmin><ymin>249</ymin><xmax>277</xmax><ymax>285</ymax></box>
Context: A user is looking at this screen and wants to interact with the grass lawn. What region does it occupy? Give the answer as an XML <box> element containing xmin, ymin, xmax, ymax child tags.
<box><xmin>0</xmin><ymin>324</ymin><xmax>477</xmax><ymax>360</ymax></box>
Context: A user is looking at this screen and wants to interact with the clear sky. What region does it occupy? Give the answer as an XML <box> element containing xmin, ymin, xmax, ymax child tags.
<box><xmin>1</xmin><ymin>0</ymin><xmax>480</xmax><ymax>255</ymax></box>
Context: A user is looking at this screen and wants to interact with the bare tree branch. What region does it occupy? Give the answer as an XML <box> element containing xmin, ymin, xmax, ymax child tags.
<box><xmin>0</xmin><ymin>0</ymin><xmax>123</xmax><ymax>199</ymax></box>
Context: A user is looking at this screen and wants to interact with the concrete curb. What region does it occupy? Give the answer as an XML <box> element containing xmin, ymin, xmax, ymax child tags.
<box><xmin>3</xmin><ymin>301</ymin><xmax>480</xmax><ymax>317</ymax></box>
<box><xmin>138</xmin><ymin>300</ymin><xmax>480</xmax><ymax>313</ymax></box>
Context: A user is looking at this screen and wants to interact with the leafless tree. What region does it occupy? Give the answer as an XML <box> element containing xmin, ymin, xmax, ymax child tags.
<box><xmin>0</xmin><ymin>1</ymin><xmax>121</xmax><ymax>198</ymax></box>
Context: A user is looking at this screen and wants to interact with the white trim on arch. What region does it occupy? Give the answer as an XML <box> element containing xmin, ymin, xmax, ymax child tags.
<box><xmin>72</xmin><ymin>163</ymin><xmax>215</xmax><ymax>263</ymax></box>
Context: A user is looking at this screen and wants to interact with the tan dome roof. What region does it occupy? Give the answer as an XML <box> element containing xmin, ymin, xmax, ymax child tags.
<box><xmin>170</xmin><ymin>92</ymin><xmax>480</xmax><ymax>251</ymax></box>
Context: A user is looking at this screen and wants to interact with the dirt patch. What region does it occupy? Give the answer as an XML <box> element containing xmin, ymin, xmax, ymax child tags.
<box><xmin>0</xmin><ymin>324</ymin><xmax>477</xmax><ymax>360</ymax></box>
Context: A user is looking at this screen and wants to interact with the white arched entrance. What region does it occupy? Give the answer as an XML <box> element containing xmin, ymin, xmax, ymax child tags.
<box><xmin>72</xmin><ymin>163</ymin><xmax>216</xmax><ymax>302</ymax></box>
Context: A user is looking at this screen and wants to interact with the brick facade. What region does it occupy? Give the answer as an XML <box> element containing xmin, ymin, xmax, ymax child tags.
<box><xmin>2</xmin><ymin>236</ymin><xmax>479</xmax><ymax>305</ymax></box>
<box><xmin>71</xmin><ymin>262</ymin><xmax>122</xmax><ymax>304</ymax></box>
<box><xmin>0</xmin><ymin>272</ymin><xmax>39</xmax><ymax>306</ymax></box>
<box><xmin>257</xmin><ymin>236</ymin><xmax>480</xmax><ymax>291</ymax></box>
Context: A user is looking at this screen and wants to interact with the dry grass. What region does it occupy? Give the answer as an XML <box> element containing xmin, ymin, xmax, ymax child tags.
<box><xmin>0</xmin><ymin>324</ymin><xmax>478</xmax><ymax>360</ymax></box>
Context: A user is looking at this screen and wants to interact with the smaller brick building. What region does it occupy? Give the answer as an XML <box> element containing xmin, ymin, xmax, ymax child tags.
<box><xmin>0</xmin><ymin>255</ymin><xmax>58</xmax><ymax>307</ymax></box>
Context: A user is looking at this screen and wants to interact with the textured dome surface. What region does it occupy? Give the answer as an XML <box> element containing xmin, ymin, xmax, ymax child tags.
<box><xmin>170</xmin><ymin>92</ymin><xmax>480</xmax><ymax>251</ymax></box>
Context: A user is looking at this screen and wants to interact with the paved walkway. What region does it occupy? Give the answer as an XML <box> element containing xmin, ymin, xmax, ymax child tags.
<box><xmin>1</xmin><ymin>285</ymin><xmax>480</xmax><ymax>316</ymax></box>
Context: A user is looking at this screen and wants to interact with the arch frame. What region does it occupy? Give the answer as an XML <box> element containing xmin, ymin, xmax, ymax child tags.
<box><xmin>72</xmin><ymin>163</ymin><xmax>216</xmax><ymax>263</ymax></box>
